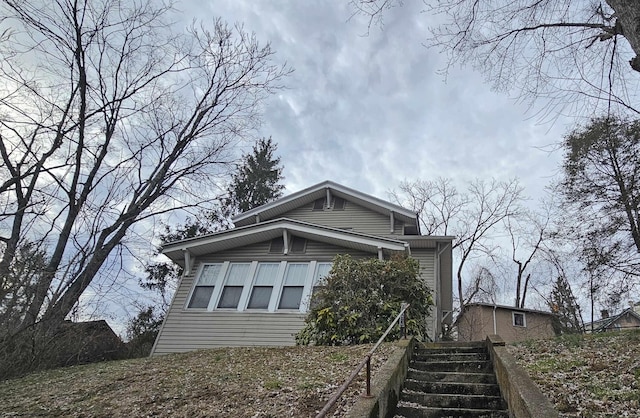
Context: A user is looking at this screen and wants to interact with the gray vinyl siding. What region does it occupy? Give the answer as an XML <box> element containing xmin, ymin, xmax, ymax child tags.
<box><xmin>409</xmin><ymin>248</ymin><xmax>437</xmax><ymax>341</ymax></box>
<box><xmin>195</xmin><ymin>239</ymin><xmax>374</xmax><ymax>264</ymax></box>
<box><xmin>153</xmin><ymin>273</ymin><xmax>307</xmax><ymax>354</ymax></box>
<box><xmin>280</xmin><ymin>200</ymin><xmax>403</xmax><ymax>236</ymax></box>
<box><xmin>152</xmin><ymin>239</ymin><xmax>377</xmax><ymax>355</ymax></box>
<box><xmin>153</xmin><ymin>311</ymin><xmax>306</xmax><ymax>354</ymax></box>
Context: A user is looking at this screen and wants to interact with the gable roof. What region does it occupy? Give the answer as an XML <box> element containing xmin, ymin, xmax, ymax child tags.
<box><xmin>587</xmin><ymin>307</ymin><xmax>640</xmax><ymax>331</ymax></box>
<box><xmin>232</xmin><ymin>180</ymin><xmax>420</xmax><ymax>229</ymax></box>
<box><xmin>161</xmin><ymin>218</ymin><xmax>411</xmax><ymax>266</ymax></box>
<box><xmin>462</xmin><ymin>302</ymin><xmax>557</xmax><ymax>317</ymax></box>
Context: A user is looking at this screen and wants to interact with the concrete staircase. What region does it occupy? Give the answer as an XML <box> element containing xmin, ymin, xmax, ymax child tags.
<box><xmin>394</xmin><ymin>342</ymin><xmax>509</xmax><ymax>418</ymax></box>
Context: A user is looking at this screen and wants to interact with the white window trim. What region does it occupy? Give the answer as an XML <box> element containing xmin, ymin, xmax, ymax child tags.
<box><xmin>186</xmin><ymin>260</ymin><xmax>333</xmax><ymax>313</ymax></box>
<box><xmin>207</xmin><ymin>261</ymin><xmax>230</xmax><ymax>310</ymax></box>
<box><xmin>512</xmin><ymin>311</ymin><xmax>527</xmax><ymax>327</ymax></box>
<box><xmin>184</xmin><ymin>262</ymin><xmax>224</xmax><ymax>310</ymax></box>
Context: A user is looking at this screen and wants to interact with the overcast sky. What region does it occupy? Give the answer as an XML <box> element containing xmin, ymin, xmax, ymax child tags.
<box><xmin>179</xmin><ymin>0</ymin><xmax>572</xmax><ymax>203</ymax></box>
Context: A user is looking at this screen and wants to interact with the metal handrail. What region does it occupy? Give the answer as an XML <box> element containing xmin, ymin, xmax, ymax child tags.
<box><xmin>315</xmin><ymin>303</ymin><xmax>410</xmax><ymax>418</ymax></box>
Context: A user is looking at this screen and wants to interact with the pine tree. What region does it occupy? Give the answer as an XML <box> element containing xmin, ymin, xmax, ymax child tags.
<box><xmin>140</xmin><ymin>138</ymin><xmax>285</xmax><ymax>310</ymax></box>
<box><xmin>548</xmin><ymin>275</ymin><xmax>584</xmax><ymax>334</ymax></box>
<box><xmin>224</xmin><ymin>137</ymin><xmax>285</xmax><ymax>215</ymax></box>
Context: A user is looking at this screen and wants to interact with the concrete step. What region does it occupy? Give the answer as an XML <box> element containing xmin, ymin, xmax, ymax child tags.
<box><xmin>411</xmin><ymin>360</ymin><xmax>494</xmax><ymax>373</ymax></box>
<box><xmin>401</xmin><ymin>391</ymin><xmax>507</xmax><ymax>410</ymax></box>
<box><xmin>417</xmin><ymin>346</ymin><xmax>487</xmax><ymax>355</ymax></box>
<box><xmin>395</xmin><ymin>405</ymin><xmax>510</xmax><ymax>418</ymax></box>
<box><xmin>407</xmin><ymin>370</ymin><xmax>498</xmax><ymax>384</ymax></box>
<box><xmin>404</xmin><ymin>380</ymin><xmax>502</xmax><ymax>396</ymax></box>
<box><xmin>413</xmin><ymin>352</ymin><xmax>490</xmax><ymax>362</ymax></box>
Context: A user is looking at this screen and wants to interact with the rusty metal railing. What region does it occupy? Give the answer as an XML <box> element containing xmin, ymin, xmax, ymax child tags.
<box><xmin>315</xmin><ymin>303</ymin><xmax>410</xmax><ymax>418</ymax></box>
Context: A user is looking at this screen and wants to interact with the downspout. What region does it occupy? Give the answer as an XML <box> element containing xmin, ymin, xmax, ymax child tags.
<box><xmin>389</xmin><ymin>211</ymin><xmax>395</xmax><ymax>233</ymax></box>
<box><xmin>493</xmin><ymin>304</ymin><xmax>498</xmax><ymax>335</ymax></box>
<box><xmin>283</xmin><ymin>229</ymin><xmax>289</xmax><ymax>254</ymax></box>
<box><xmin>436</xmin><ymin>241</ymin><xmax>451</xmax><ymax>340</ymax></box>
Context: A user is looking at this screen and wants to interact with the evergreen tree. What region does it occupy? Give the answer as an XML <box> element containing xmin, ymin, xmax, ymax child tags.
<box><xmin>224</xmin><ymin>137</ymin><xmax>285</xmax><ymax>215</ymax></box>
<box><xmin>548</xmin><ymin>275</ymin><xmax>584</xmax><ymax>335</ymax></box>
<box><xmin>141</xmin><ymin>138</ymin><xmax>285</xmax><ymax>310</ymax></box>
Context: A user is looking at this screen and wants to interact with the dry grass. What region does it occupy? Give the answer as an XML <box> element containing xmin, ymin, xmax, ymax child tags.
<box><xmin>508</xmin><ymin>330</ymin><xmax>640</xmax><ymax>417</ymax></box>
<box><xmin>0</xmin><ymin>343</ymin><xmax>398</xmax><ymax>418</ymax></box>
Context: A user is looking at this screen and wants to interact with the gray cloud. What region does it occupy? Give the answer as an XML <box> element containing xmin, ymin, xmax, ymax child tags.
<box><xmin>182</xmin><ymin>0</ymin><xmax>570</xmax><ymax>202</ymax></box>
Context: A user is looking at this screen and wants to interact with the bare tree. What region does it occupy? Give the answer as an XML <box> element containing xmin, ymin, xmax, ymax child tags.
<box><xmin>0</xmin><ymin>0</ymin><xmax>289</xmax><ymax>343</ymax></box>
<box><xmin>350</xmin><ymin>0</ymin><xmax>640</xmax><ymax>116</ymax></box>
<box><xmin>503</xmin><ymin>208</ymin><xmax>550</xmax><ymax>308</ymax></box>
<box><xmin>392</xmin><ymin>177</ymin><xmax>523</xmax><ymax>307</ymax></box>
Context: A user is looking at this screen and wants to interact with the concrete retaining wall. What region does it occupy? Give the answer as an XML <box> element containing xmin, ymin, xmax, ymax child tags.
<box><xmin>486</xmin><ymin>334</ymin><xmax>558</xmax><ymax>418</ymax></box>
<box><xmin>346</xmin><ymin>338</ymin><xmax>416</xmax><ymax>418</ymax></box>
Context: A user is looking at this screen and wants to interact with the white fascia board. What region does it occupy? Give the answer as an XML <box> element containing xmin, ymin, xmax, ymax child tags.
<box><xmin>231</xmin><ymin>180</ymin><xmax>418</xmax><ymax>224</ymax></box>
<box><xmin>162</xmin><ymin>218</ymin><xmax>408</xmax><ymax>261</ymax></box>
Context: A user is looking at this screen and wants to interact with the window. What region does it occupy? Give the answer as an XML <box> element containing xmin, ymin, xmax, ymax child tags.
<box><xmin>333</xmin><ymin>197</ymin><xmax>346</xmax><ymax>210</ymax></box>
<box><xmin>269</xmin><ymin>237</ymin><xmax>284</xmax><ymax>253</ymax></box>
<box><xmin>513</xmin><ymin>312</ymin><xmax>526</xmax><ymax>327</ymax></box>
<box><xmin>279</xmin><ymin>287</ymin><xmax>304</xmax><ymax>309</ymax></box>
<box><xmin>217</xmin><ymin>263</ymin><xmax>250</xmax><ymax>309</ymax></box>
<box><xmin>310</xmin><ymin>262</ymin><xmax>332</xmax><ymax>309</ymax></box>
<box><xmin>247</xmin><ymin>263</ymin><xmax>279</xmax><ymax>309</ymax></box>
<box><xmin>187</xmin><ymin>264</ymin><xmax>221</xmax><ymax>308</ymax></box>
<box><xmin>290</xmin><ymin>236</ymin><xmax>307</xmax><ymax>253</ymax></box>
<box><xmin>403</xmin><ymin>224</ymin><xmax>420</xmax><ymax>235</ymax></box>
<box><xmin>279</xmin><ymin>263</ymin><xmax>308</xmax><ymax>310</ymax></box>
<box><xmin>313</xmin><ymin>198</ymin><xmax>325</xmax><ymax>210</ymax></box>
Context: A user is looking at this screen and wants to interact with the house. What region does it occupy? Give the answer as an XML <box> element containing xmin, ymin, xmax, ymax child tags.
<box><xmin>586</xmin><ymin>306</ymin><xmax>640</xmax><ymax>332</ymax></box>
<box><xmin>456</xmin><ymin>303</ymin><xmax>557</xmax><ymax>343</ymax></box>
<box><xmin>151</xmin><ymin>181</ymin><xmax>453</xmax><ymax>355</ymax></box>
<box><xmin>54</xmin><ymin>320</ymin><xmax>123</xmax><ymax>365</ymax></box>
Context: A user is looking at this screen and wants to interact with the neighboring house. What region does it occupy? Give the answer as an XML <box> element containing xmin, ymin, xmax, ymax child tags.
<box><xmin>456</xmin><ymin>303</ymin><xmax>557</xmax><ymax>343</ymax></box>
<box><xmin>55</xmin><ymin>320</ymin><xmax>123</xmax><ymax>365</ymax></box>
<box><xmin>586</xmin><ymin>306</ymin><xmax>640</xmax><ymax>332</ymax></box>
<box><xmin>151</xmin><ymin>180</ymin><xmax>453</xmax><ymax>355</ymax></box>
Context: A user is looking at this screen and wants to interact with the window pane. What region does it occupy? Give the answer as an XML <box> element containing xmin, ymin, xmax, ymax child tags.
<box><xmin>218</xmin><ymin>286</ymin><xmax>243</xmax><ymax>308</ymax></box>
<box><xmin>247</xmin><ymin>286</ymin><xmax>273</xmax><ymax>309</ymax></box>
<box><xmin>188</xmin><ymin>286</ymin><xmax>214</xmax><ymax>308</ymax></box>
<box><xmin>226</xmin><ymin>263</ymin><xmax>250</xmax><ymax>285</ymax></box>
<box><xmin>254</xmin><ymin>263</ymin><xmax>279</xmax><ymax>285</ymax></box>
<box><xmin>279</xmin><ymin>286</ymin><xmax>304</xmax><ymax>309</ymax></box>
<box><xmin>284</xmin><ymin>263</ymin><xmax>309</xmax><ymax>286</ymax></box>
<box><xmin>269</xmin><ymin>237</ymin><xmax>284</xmax><ymax>253</ymax></box>
<box><xmin>198</xmin><ymin>264</ymin><xmax>221</xmax><ymax>285</ymax></box>
<box><xmin>290</xmin><ymin>237</ymin><xmax>306</xmax><ymax>253</ymax></box>
<box><xmin>314</xmin><ymin>263</ymin><xmax>332</xmax><ymax>285</ymax></box>
<box><xmin>513</xmin><ymin>313</ymin><xmax>525</xmax><ymax>327</ymax></box>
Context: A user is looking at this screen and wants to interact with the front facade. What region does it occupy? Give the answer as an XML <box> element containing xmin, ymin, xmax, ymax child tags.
<box><xmin>151</xmin><ymin>181</ymin><xmax>453</xmax><ymax>355</ymax></box>
<box><xmin>456</xmin><ymin>303</ymin><xmax>557</xmax><ymax>343</ymax></box>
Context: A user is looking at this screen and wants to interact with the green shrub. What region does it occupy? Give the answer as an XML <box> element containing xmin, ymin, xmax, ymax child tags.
<box><xmin>296</xmin><ymin>254</ymin><xmax>432</xmax><ymax>345</ymax></box>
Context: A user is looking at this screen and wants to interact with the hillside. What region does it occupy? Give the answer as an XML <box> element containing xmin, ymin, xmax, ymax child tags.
<box><xmin>508</xmin><ymin>330</ymin><xmax>640</xmax><ymax>417</ymax></box>
<box><xmin>0</xmin><ymin>344</ymin><xmax>396</xmax><ymax>417</ymax></box>
<box><xmin>2</xmin><ymin>332</ymin><xmax>638</xmax><ymax>417</ymax></box>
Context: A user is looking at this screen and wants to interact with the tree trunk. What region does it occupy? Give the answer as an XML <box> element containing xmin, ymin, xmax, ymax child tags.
<box><xmin>606</xmin><ymin>0</ymin><xmax>640</xmax><ymax>71</ymax></box>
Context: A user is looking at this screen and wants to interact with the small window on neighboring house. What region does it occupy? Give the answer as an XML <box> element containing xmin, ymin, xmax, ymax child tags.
<box><xmin>187</xmin><ymin>264</ymin><xmax>221</xmax><ymax>308</ymax></box>
<box><xmin>513</xmin><ymin>312</ymin><xmax>526</xmax><ymax>327</ymax></box>
<box><xmin>333</xmin><ymin>197</ymin><xmax>346</xmax><ymax>210</ymax></box>
<box><xmin>217</xmin><ymin>263</ymin><xmax>250</xmax><ymax>309</ymax></box>
<box><xmin>313</xmin><ymin>198</ymin><xmax>325</xmax><ymax>210</ymax></box>
<box><xmin>247</xmin><ymin>263</ymin><xmax>279</xmax><ymax>309</ymax></box>
<box><xmin>269</xmin><ymin>236</ymin><xmax>284</xmax><ymax>253</ymax></box>
<box><xmin>290</xmin><ymin>236</ymin><xmax>307</xmax><ymax>253</ymax></box>
<box><xmin>278</xmin><ymin>263</ymin><xmax>308</xmax><ymax>310</ymax></box>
